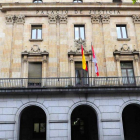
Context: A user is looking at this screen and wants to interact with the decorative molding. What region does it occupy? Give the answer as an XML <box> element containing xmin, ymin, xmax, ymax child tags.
<box><xmin>74</xmin><ymin>38</ymin><xmax>86</xmax><ymax>48</ymax></box>
<box><xmin>121</xmin><ymin>44</ymin><xmax>130</xmax><ymax>52</ymax></box>
<box><xmin>113</xmin><ymin>44</ymin><xmax>139</xmax><ymax>61</ymax></box>
<box><xmin>91</xmin><ymin>14</ymin><xmax>101</xmax><ymax>24</ymax></box>
<box><xmin>5</xmin><ymin>15</ymin><xmax>15</xmax><ymax>24</ymax></box>
<box><xmin>15</xmin><ymin>15</ymin><xmax>25</xmax><ymax>24</ymax></box>
<box><xmin>132</xmin><ymin>15</ymin><xmax>140</xmax><ymax>24</ymax></box>
<box><xmin>49</xmin><ymin>120</ymin><xmax>68</xmax><ymax>123</ymax></box>
<box><xmin>101</xmin><ymin>14</ymin><xmax>110</xmax><ymax>24</ymax></box>
<box><xmin>30</xmin><ymin>45</ymin><xmax>41</xmax><ymax>53</ymax></box>
<box><xmin>48</xmin><ymin>14</ymin><xmax>57</xmax><ymax>24</ymax></box>
<box><xmin>59</xmin><ymin>14</ymin><xmax>67</xmax><ymax>24</ymax></box>
<box><xmin>48</xmin><ymin>14</ymin><xmax>67</xmax><ymax>24</ymax></box>
<box><xmin>5</xmin><ymin>15</ymin><xmax>25</xmax><ymax>24</ymax></box>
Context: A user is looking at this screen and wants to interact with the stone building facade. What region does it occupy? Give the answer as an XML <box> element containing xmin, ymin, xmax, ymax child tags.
<box><xmin>0</xmin><ymin>0</ymin><xmax>140</xmax><ymax>140</ymax></box>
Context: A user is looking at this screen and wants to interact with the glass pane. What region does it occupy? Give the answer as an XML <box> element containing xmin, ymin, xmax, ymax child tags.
<box><xmin>40</xmin><ymin>123</ymin><xmax>45</xmax><ymax>132</ymax></box>
<box><xmin>128</xmin><ymin>69</ymin><xmax>135</xmax><ymax>84</ymax></box>
<box><xmin>122</xmin><ymin>27</ymin><xmax>127</xmax><ymax>38</ymax></box>
<box><xmin>75</xmin><ymin>27</ymin><xmax>79</xmax><ymax>40</ymax></box>
<box><xmin>83</xmin><ymin>70</ymin><xmax>88</xmax><ymax>85</ymax></box>
<box><xmin>34</xmin><ymin>123</ymin><xmax>39</xmax><ymax>133</ymax></box>
<box><xmin>116</xmin><ymin>27</ymin><xmax>121</xmax><ymax>38</ymax></box>
<box><xmin>80</xmin><ymin>27</ymin><xmax>85</xmax><ymax>40</ymax></box>
<box><xmin>76</xmin><ymin>70</ymin><xmax>82</xmax><ymax>85</ymax></box>
<box><xmin>78</xmin><ymin>0</ymin><xmax>82</xmax><ymax>2</ymax></box>
<box><xmin>121</xmin><ymin>69</ymin><xmax>127</xmax><ymax>77</ymax></box>
<box><xmin>32</xmin><ymin>29</ymin><xmax>36</xmax><ymax>39</ymax></box>
<box><xmin>37</xmin><ymin>28</ymin><xmax>42</xmax><ymax>39</ymax></box>
<box><xmin>121</xmin><ymin>62</ymin><xmax>133</xmax><ymax>68</ymax></box>
<box><xmin>128</xmin><ymin>69</ymin><xmax>134</xmax><ymax>77</ymax></box>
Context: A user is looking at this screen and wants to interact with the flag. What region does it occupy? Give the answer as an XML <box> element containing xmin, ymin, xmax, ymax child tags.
<box><xmin>92</xmin><ymin>45</ymin><xmax>99</xmax><ymax>76</ymax></box>
<box><xmin>81</xmin><ymin>45</ymin><xmax>88</xmax><ymax>71</ymax></box>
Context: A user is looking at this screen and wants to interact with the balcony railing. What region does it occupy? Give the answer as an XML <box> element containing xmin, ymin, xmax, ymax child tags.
<box><xmin>0</xmin><ymin>77</ymin><xmax>139</xmax><ymax>88</ymax></box>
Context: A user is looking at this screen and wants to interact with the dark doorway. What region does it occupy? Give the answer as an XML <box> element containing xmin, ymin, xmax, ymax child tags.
<box><xmin>71</xmin><ymin>105</ymin><xmax>98</xmax><ymax>140</ymax></box>
<box><xmin>75</xmin><ymin>62</ymin><xmax>88</xmax><ymax>86</ymax></box>
<box><xmin>20</xmin><ymin>106</ymin><xmax>46</xmax><ymax>140</ymax></box>
<box><xmin>122</xmin><ymin>104</ymin><xmax>140</xmax><ymax>140</ymax></box>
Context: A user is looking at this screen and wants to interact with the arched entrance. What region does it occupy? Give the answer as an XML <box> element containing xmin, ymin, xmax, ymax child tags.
<box><xmin>71</xmin><ymin>105</ymin><xmax>98</xmax><ymax>140</ymax></box>
<box><xmin>19</xmin><ymin>106</ymin><xmax>46</xmax><ymax>140</ymax></box>
<box><xmin>122</xmin><ymin>104</ymin><xmax>140</xmax><ymax>140</ymax></box>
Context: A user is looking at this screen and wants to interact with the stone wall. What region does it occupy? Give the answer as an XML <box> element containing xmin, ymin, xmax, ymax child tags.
<box><xmin>0</xmin><ymin>93</ymin><xmax>139</xmax><ymax>140</ymax></box>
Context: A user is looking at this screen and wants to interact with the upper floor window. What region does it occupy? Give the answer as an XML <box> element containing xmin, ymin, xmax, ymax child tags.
<box><xmin>113</xmin><ymin>0</ymin><xmax>122</xmax><ymax>2</ymax></box>
<box><xmin>116</xmin><ymin>25</ymin><xmax>128</xmax><ymax>39</ymax></box>
<box><xmin>73</xmin><ymin>0</ymin><xmax>82</xmax><ymax>3</ymax></box>
<box><xmin>33</xmin><ymin>0</ymin><xmax>43</xmax><ymax>3</ymax></box>
<box><xmin>31</xmin><ymin>25</ymin><xmax>42</xmax><ymax>39</ymax></box>
<box><xmin>74</xmin><ymin>25</ymin><xmax>85</xmax><ymax>40</ymax></box>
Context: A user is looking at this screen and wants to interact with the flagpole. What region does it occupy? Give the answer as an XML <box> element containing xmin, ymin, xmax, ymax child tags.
<box><xmin>91</xmin><ymin>42</ymin><xmax>92</xmax><ymax>78</ymax></box>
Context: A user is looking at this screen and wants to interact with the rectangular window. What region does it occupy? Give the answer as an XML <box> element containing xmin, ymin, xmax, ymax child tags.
<box><xmin>116</xmin><ymin>25</ymin><xmax>128</xmax><ymax>39</ymax></box>
<box><xmin>73</xmin><ymin>0</ymin><xmax>82</xmax><ymax>3</ymax></box>
<box><xmin>121</xmin><ymin>62</ymin><xmax>135</xmax><ymax>85</ymax></box>
<box><xmin>74</xmin><ymin>25</ymin><xmax>85</xmax><ymax>40</ymax></box>
<box><xmin>113</xmin><ymin>0</ymin><xmax>122</xmax><ymax>2</ymax></box>
<box><xmin>28</xmin><ymin>62</ymin><xmax>42</xmax><ymax>87</ymax></box>
<box><xmin>75</xmin><ymin>62</ymin><xmax>88</xmax><ymax>86</ymax></box>
<box><xmin>31</xmin><ymin>25</ymin><xmax>42</xmax><ymax>39</ymax></box>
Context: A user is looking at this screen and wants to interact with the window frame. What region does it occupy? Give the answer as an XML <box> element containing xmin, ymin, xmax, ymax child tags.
<box><xmin>33</xmin><ymin>0</ymin><xmax>43</xmax><ymax>3</ymax></box>
<box><xmin>113</xmin><ymin>0</ymin><xmax>122</xmax><ymax>2</ymax></box>
<box><xmin>74</xmin><ymin>25</ymin><xmax>85</xmax><ymax>40</ymax></box>
<box><xmin>73</xmin><ymin>0</ymin><xmax>83</xmax><ymax>3</ymax></box>
<box><xmin>31</xmin><ymin>25</ymin><xmax>42</xmax><ymax>40</ymax></box>
<box><xmin>120</xmin><ymin>61</ymin><xmax>135</xmax><ymax>85</ymax></box>
<box><xmin>116</xmin><ymin>25</ymin><xmax>128</xmax><ymax>39</ymax></box>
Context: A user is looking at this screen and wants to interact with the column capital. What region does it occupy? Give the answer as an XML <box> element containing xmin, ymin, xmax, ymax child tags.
<box><xmin>132</xmin><ymin>15</ymin><xmax>140</xmax><ymax>24</ymax></box>
<box><xmin>15</xmin><ymin>15</ymin><xmax>25</xmax><ymax>24</ymax></box>
<box><xmin>101</xmin><ymin>14</ymin><xmax>110</xmax><ymax>24</ymax></box>
<box><xmin>91</xmin><ymin>14</ymin><xmax>101</xmax><ymax>24</ymax></box>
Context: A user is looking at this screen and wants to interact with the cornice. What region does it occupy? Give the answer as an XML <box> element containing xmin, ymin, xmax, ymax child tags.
<box><xmin>1</xmin><ymin>3</ymin><xmax>140</xmax><ymax>12</ymax></box>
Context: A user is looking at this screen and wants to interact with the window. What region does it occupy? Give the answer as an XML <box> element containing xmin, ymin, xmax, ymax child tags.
<box><xmin>75</xmin><ymin>62</ymin><xmax>88</xmax><ymax>86</ymax></box>
<box><xmin>121</xmin><ymin>62</ymin><xmax>135</xmax><ymax>85</ymax></box>
<box><xmin>31</xmin><ymin>25</ymin><xmax>42</xmax><ymax>39</ymax></box>
<box><xmin>113</xmin><ymin>0</ymin><xmax>122</xmax><ymax>2</ymax></box>
<box><xmin>73</xmin><ymin>0</ymin><xmax>82</xmax><ymax>3</ymax></box>
<box><xmin>116</xmin><ymin>25</ymin><xmax>128</xmax><ymax>39</ymax></box>
<box><xmin>33</xmin><ymin>119</ymin><xmax>46</xmax><ymax>138</ymax></box>
<box><xmin>74</xmin><ymin>25</ymin><xmax>85</xmax><ymax>40</ymax></box>
<box><xmin>33</xmin><ymin>0</ymin><xmax>43</xmax><ymax>3</ymax></box>
<box><xmin>28</xmin><ymin>62</ymin><xmax>42</xmax><ymax>87</ymax></box>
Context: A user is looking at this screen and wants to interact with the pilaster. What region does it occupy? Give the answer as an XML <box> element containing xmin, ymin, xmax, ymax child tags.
<box><xmin>91</xmin><ymin>14</ymin><xmax>106</xmax><ymax>76</ymax></box>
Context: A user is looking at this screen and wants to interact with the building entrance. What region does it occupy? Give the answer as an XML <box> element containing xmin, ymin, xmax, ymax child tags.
<box><xmin>71</xmin><ymin>105</ymin><xmax>98</xmax><ymax>140</ymax></box>
<box><xmin>19</xmin><ymin>106</ymin><xmax>46</xmax><ymax>140</ymax></box>
<box><xmin>122</xmin><ymin>104</ymin><xmax>140</xmax><ymax>140</ymax></box>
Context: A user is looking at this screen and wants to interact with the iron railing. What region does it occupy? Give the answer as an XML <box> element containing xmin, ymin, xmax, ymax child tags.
<box><xmin>0</xmin><ymin>77</ymin><xmax>139</xmax><ymax>88</ymax></box>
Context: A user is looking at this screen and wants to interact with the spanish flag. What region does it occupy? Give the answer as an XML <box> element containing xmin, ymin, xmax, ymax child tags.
<box><xmin>81</xmin><ymin>45</ymin><xmax>88</xmax><ymax>71</ymax></box>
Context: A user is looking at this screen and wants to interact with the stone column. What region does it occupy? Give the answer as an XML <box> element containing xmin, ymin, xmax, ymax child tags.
<box><xmin>91</xmin><ymin>15</ymin><xmax>105</xmax><ymax>76</ymax></box>
<box><xmin>3</xmin><ymin>15</ymin><xmax>14</xmax><ymax>78</ymax></box>
<box><xmin>132</xmin><ymin>15</ymin><xmax>140</xmax><ymax>77</ymax></box>
<box><xmin>59</xmin><ymin>14</ymin><xmax>68</xmax><ymax>77</ymax></box>
<box><xmin>101</xmin><ymin>15</ymin><xmax>116</xmax><ymax>77</ymax></box>
<box><xmin>10</xmin><ymin>15</ymin><xmax>25</xmax><ymax>78</ymax></box>
<box><xmin>48</xmin><ymin>15</ymin><xmax>58</xmax><ymax>77</ymax></box>
<box><xmin>134</xmin><ymin>54</ymin><xmax>139</xmax><ymax>76</ymax></box>
<box><xmin>132</xmin><ymin>15</ymin><xmax>140</xmax><ymax>51</ymax></box>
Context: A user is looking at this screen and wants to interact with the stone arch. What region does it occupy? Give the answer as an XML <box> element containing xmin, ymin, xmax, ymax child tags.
<box><xmin>120</xmin><ymin>100</ymin><xmax>140</xmax><ymax>140</ymax></box>
<box><xmin>68</xmin><ymin>101</ymin><xmax>103</xmax><ymax>140</ymax></box>
<box><xmin>14</xmin><ymin>102</ymin><xmax>49</xmax><ymax>140</ymax></box>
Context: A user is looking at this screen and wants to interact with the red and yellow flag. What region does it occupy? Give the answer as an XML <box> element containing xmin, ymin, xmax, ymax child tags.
<box><xmin>81</xmin><ymin>45</ymin><xmax>88</xmax><ymax>71</ymax></box>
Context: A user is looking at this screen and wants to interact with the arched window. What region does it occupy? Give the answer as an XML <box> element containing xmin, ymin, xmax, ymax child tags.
<box><xmin>33</xmin><ymin>0</ymin><xmax>43</xmax><ymax>3</ymax></box>
<box><xmin>73</xmin><ymin>0</ymin><xmax>82</xmax><ymax>3</ymax></box>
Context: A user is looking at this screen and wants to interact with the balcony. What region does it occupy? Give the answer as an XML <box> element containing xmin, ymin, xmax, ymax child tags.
<box><xmin>0</xmin><ymin>77</ymin><xmax>138</xmax><ymax>88</ymax></box>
